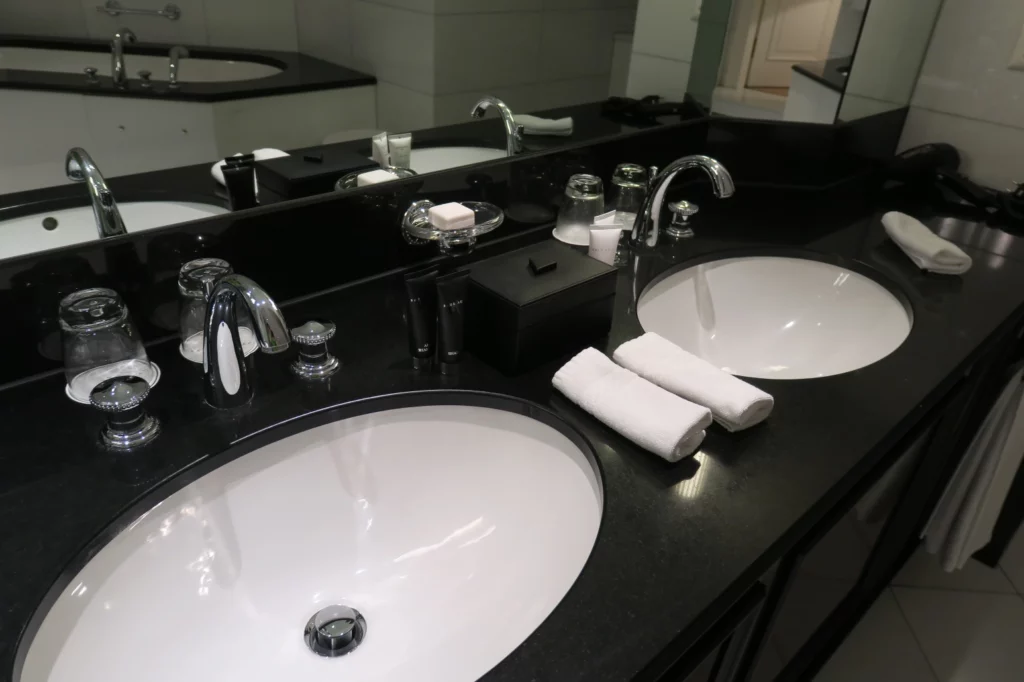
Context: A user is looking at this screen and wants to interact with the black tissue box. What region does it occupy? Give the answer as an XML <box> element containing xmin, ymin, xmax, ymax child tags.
<box><xmin>466</xmin><ymin>241</ymin><xmax>617</xmax><ymax>374</ymax></box>
<box><xmin>255</xmin><ymin>149</ymin><xmax>378</xmax><ymax>202</ymax></box>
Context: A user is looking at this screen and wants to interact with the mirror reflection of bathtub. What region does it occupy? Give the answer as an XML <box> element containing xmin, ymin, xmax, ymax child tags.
<box><xmin>0</xmin><ymin>39</ymin><xmax>376</xmax><ymax>195</ymax></box>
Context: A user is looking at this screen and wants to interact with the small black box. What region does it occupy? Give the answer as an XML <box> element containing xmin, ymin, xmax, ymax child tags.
<box><xmin>466</xmin><ymin>240</ymin><xmax>617</xmax><ymax>374</ymax></box>
<box><xmin>255</xmin><ymin>149</ymin><xmax>378</xmax><ymax>201</ymax></box>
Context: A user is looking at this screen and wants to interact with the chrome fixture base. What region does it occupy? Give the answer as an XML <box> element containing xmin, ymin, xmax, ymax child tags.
<box><xmin>90</xmin><ymin>376</ymin><xmax>161</xmax><ymax>451</ymax></box>
<box><xmin>290</xmin><ymin>320</ymin><xmax>341</xmax><ymax>379</ymax></box>
<box><xmin>665</xmin><ymin>200</ymin><xmax>698</xmax><ymax>239</ymax></box>
<box><xmin>304</xmin><ymin>606</ymin><xmax>366</xmax><ymax>657</ymax></box>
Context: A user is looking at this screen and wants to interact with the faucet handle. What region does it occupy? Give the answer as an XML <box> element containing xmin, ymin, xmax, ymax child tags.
<box><xmin>84</xmin><ymin>66</ymin><xmax>99</xmax><ymax>83</ymax></box>
<box><xmin>290</xmin><ymin>320</ymin><xmax>341</xmax><ymax>379</ymax></box>
<box><xmin>89</xmin><ymin>375</ymin><xmax>161</xmax><ymax>450</ymax></box>
<box><xmin>137</xmin><ymin>69</ymin><xmax>152</xmax><ymax>87</ymax></box>
<box><xmin>666</xmin><ymin>200</ymin><xmax>698</xmax><ymax>239</ymax></box>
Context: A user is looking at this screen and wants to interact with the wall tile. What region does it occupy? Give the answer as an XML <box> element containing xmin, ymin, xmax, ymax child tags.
<box><xmin>540</xmin><ymin>9</ymin><xmax>635</xmax><ymax>80</ymax></box>
<box><xmin>609</xmin><ymin>33</ymin><xmax>632</xmax><ymax>97</ymax></box>
<box><xmin>911</xmin><ymin>0</ymin><xmax>1024</xmax><ymax>130</ymax></box>
<box><xmin>82</xmin><ymin>0</ymin><xmax>210</xmax><ymax>45</ymax></box>
<box><xmin>632</xmin><ymin>0</ymin><xmax>698</xmax><ymax>63</ymax></box>
<box><xmin>543</xmin><ymin>0</ymin><xmax>638</xmax><ymax>9</ymax></box>
<box><xmin>295</xmin><ymin>0</ymin><xmax>354</xmax><ymax>67</ymax></box>
<box><xmin>436</xmin><ymin>0</ymin><xmax>543</xmax><ymax>12</ymax></box>
<box><xmin>365</xmin><ymin>0</ymin><xmax>434</xmax><ymax>12</ymax></box>
<box><xmin>204</xmin><ymin>0</ymin><xmax>298</xmax><ymax>52</ymax></box>
<box><xmin>899</xmin><ymin>107</ymin><xmax>1024</xmax><ymax>190</ymax></box>
<box><xmin>0</xmin><ymin>0</ymin><xmax>89</xmax><ymax>38</ymax></box>
<box><xmin>377</xmin><ymin>81</ymin><xmax>436</xmax><ymax>131</ymax></box>
<box><xmin>350</xmin><ymin>0</ymin><xmax>434</xmax><ymax>92</ymax></box>
<box><xmin>626</xmin><ymin>51</ymin><xmax>689</xmax><ymax>100</ymax></box>
<box><xmin>431</xmin><ymin>76</ymin><xmax>608</xmax><ymax>125</ymax></box>
<box><xmin>433</xmin><ymin>12</ymin><xmax>543</xmax><ymax>94</ymax></box>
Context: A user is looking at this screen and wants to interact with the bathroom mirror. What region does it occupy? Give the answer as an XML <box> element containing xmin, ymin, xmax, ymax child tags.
<box><xmin>692</xmin><ymin>0</ymin><xmax>944</xmax><ymax>124</ymax></box>
<box><xmin>0</xmin><ymin>0</ymin><xmax>940</xmax><ymax>263</ymax></box>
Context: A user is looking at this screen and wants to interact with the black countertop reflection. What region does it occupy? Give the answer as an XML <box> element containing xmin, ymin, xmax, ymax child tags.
<box><xmin>0</xmin><ymin>35</ymin><xmax>375</xmax><ymax>102</ymax></box>
<box><xmin>792</xmin><ymin>56</ymin><xmax>852</xmax><ymax>94</ymax></box>
<box><xmin>4</xmin><ymin>187</ymin><xmax>1024</xmax><ymax>681</ymax></box>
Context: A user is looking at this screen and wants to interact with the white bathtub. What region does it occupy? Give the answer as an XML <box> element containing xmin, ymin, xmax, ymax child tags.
<box><xmin>0</xmin><ymin>46</ymin><xmax>282</xmax><ymax>83</ymax></box>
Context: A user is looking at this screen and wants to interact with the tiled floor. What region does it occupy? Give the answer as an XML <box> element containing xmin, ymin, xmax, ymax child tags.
<box><xmin>813</xmin><ymin>525</ymin><xmax>1024</xmax><ymax>682</ymax></box>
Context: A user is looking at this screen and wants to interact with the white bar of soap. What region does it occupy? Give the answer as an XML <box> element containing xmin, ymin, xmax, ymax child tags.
<box><xmin>357</xmin><ymin>169</ymin><xmax>399</xmax><ymax>186</ymax></box>
<box><xmin>428</xmin><ymin>202</ymin><xmax>475</xmax><ymax>230</ymax></box>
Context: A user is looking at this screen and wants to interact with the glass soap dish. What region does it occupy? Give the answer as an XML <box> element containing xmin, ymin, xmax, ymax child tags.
<box><xmin>334</xmin><ymin>165</ymin><xmax>418</xmax><ymax>191</ymax></box>
<box><xmin>402</xmin><ymin>200</ymin><xmax>504</xmax><ymax>255</ymax></box>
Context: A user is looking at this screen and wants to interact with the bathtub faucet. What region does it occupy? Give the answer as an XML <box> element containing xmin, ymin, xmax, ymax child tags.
<box><xmin>65</xmin><ymin>148</ymin><xmax>127</xmax><ymax>239</ymax></box>
<box><xmin>111</xmin><ymin>28</ymin><xmax>137</xmax><ymax>86</ymax></box>
<box><xmin>168</xmin><ymin>46</ymin><xmax>190</xmax><ymax>87</ymax></box>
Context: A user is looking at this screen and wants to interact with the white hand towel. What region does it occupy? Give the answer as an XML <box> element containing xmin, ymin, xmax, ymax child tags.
<box><xmin>552</xmin><ymin>347</ymin><xmax>711</xmax><ymax>462</ymax></box>
<box><xmin>881</xmin><ymin>211</ymin><xmax>972</xmax><ymax>275</ymax></box>
<box><xmin>613</xmin><ymin>333</ymin><xmax>774</xmax><ymax>432</ymax></box>
<box><xmin>514</xmin><ymin>114</ymin><xmax>574</xmax><ymax>137</ymax></box>
<box><xmin>211</xmin><ymin>148</ymin><xmax>289</xmax><ymax>185</ymax></box>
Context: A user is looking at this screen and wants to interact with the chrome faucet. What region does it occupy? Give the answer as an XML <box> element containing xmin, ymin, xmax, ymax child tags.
<box><xmin>470</xmin><ymin>96</ymin><xmax>523</xmax><ymax>156</ymax></box>
<box><xmin>65</xmin><ymin>148</ymin><xmax>127</xmax><ymax>239</ymax></box>
<box><xmin>168</xmin><ymin>45</ymin><xmax>190</xmax><ymax>87</ymax></box>
<box><xmin>629</xmin><ymin>155</ymin><xmax>735</xmax><ymax>248</ymax></box>
<box><xmin>203</xmin><ymin>274</ymin><xmax>290</xmax><ymax>408</ymax></box>
<box><xmin>111</xmin><ymin>28</ymin><xmax>137</xmax><ymax>85</ymax></box>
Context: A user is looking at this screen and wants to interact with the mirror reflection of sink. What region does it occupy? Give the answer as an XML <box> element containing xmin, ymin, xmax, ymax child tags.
<box><xmin>0</xmin><ymin>201</ymin><xmax>228</xmax><ymax>260</ymax></box>
<box><xmin>408</xmin><ymin>146</ymin><xmax>508</xmax><ymax>174</ymax></box>
<box><xmin>636</xmin><ymin>256</ymin><xmax>912</xmax><ymax>380</ymax></box>
<box><xmin>18</xmin><ymin>401</ymin><xmax>602</xmax><ymax>682</ymax></box>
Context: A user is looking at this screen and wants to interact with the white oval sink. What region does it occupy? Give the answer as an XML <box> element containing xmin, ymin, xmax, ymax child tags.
<box><xmin>18</xmin><ymin>403</ymin><xmax>602</xmax><ymax>682</ymax></box>
<box><xmin>0</xmin><ymin>201</ymin><xmax>228</xmax><ymax>260</ymax></box>
<box><xmin>408</xmin><ymin>146</ymin><xmax>507</xmax><ymax>174</ymax></box>
<box><xmin>637</xmin><ymin>256</ymin><xmax>912</xmax><ymax>380</ymax></box>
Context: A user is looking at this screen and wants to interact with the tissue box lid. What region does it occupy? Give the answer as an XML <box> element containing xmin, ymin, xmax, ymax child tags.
<box><xmin>468</xmin><ymin>241</ymin><xmax>616</xmax><ymax>328</ymax></box>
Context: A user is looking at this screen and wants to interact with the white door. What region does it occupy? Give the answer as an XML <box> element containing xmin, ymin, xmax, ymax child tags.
<box><xmin>746</xmin><ymin>0</ymin><xmax>844</xmax><ymax>88</ymax></box>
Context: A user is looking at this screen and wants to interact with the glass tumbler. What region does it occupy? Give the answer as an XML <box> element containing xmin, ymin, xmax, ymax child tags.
<box><xmin>178</xmin><ymin>258</ymin><xmax>258</xmax><ymax>363</ymax></box>
<box><xmin>609</xmin><ymin>164</ymin><xmax>649</xmax><ymax>224</ymax></box>
<box><xmin>553</xmin><ymin>174</ymin><xmax>605</xmax><ymax>246</ymax></box>
<box><xmin>60</xmin><ymin>288</ymin><xmax>156</xmax><ymax>403</ymax></box>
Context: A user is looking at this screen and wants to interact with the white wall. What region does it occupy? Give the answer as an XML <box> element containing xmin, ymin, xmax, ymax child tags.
<box><xmin>898</xmin><ymin>0</ymin><xmax>1024</xmax><ymax>189</ymax></box>
<box><xmin>828</xmin><ymin>0</ymin><xmax>867</xmax><ymax>59</ymax></box>
<box><xmin>626</xmin><ymin>0</ymin><xmax>699</xmax><ymax>101</ymax></box>
<box><xmin>0</xmin><ymin>0</ymin><xmax>299</xmax><ymax>51</ymax></box>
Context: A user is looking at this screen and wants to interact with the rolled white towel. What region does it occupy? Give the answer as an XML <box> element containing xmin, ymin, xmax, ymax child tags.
<box><xmin>613</xmin><ymin>333</ymin><xmax>773</xmax><ymax>432</ymax></box>
<box><xmin>211</xmin><ymin>148</ymin><xmax>289</xmax><ymax>185</ymax></box>
<box><xmin>514</xmin><ymin>114</ymin><xmax>573</xmax><ymax>137</ymax></box>
<box><xmin>552</xmin><ymin>347</ymin><xmax>711</xmax><ymax>462</ymax></box>
<box><xmin>882</xmin><ymin>211</ymin><xmax>972</xmax><ymax>275</ymax></box>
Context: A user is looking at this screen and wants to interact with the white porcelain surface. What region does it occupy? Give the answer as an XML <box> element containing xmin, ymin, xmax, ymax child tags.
<box><xmin>407</xmin><ymin>146</ymin><xmax>508</xmax><ymax>174</ymax></box>
<box><xmin>0</xmin><ymin>201</ymin><xmax>228</xmax><ymax>260</ymax></box>
<box><xmin>0</xmin><ymin>47</ymin><xmax>282</xmax><ymax>82</ymax></box>
<box><xmin>19</xmin><ymin>404</ymin><xmax>602</xmax><ymax>682</ymax></box>
<box><xmin>636</xmin><ymin>256</ymin><xmax>912</xmax><ymax>380</ymax></box>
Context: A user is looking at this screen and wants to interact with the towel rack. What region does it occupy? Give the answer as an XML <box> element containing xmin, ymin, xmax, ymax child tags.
<box><xmin>97</xmin><ymin>0</ymin><xmax>181</xmax><ymax>20</ymax></box>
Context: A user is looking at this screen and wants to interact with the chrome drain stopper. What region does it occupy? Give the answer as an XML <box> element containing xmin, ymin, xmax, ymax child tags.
<box><xmin>304</xmin><ymin>605</ymin><xmax>366</xmax><ymax>657</ymax></box>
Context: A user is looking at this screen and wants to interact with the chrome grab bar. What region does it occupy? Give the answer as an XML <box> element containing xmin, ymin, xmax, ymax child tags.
<box><xmin>97</xmin><ymin>0</ymin><xmax>181</xmax><ymax>20</ymax></box>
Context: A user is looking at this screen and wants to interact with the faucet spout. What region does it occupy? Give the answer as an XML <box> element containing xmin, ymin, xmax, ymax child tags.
<box><xmin>203</xmin><ymin>274</ymin><xmax>289</xmax><ymax>408</ymax></box>
<box><xmin>629</xmin><ymin>155</ymin><xmax>734</xmax><ymax>248</ymax></box>
<box><xmin>470</xmin><ymin>96</ymin><xmax>523</xmax><ymax>156</ymax></box>
<box><xmin>111</xmin><ymin>28</ymin><xmax>137</xmax><ymax>86</ymax></box>
<box><xmin>65</xmin><ymin>147</ymin><xmax>127</xmax><ymax>239</ymax></box>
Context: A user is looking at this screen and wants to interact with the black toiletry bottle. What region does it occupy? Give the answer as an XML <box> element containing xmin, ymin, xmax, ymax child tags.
<box><xmin>436</xmin><ymin>270</ymin><xmax>470</xmax><ymax>375</ymax></box>
<box><xmin>403</xmin><ymin>267</ymin><xmax>439</xmax><ymax>370</ymax></box>
<box><xmin>222</xmin><ymin>154</ymin><xmax>257</xmax><ymax>211</ymax></box>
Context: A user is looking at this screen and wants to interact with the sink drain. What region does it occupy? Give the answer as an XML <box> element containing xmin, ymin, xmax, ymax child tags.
<box><xmin>304</xmin><ymin>605</ymin><xmax>366</xmax><ymax>657</ymax></box>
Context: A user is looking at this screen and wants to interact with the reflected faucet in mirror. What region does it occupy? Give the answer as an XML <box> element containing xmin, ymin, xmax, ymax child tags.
<box><xmin>65</xmin><ymin>147</ymin><xmax>127</xmax><ymax>239</ymax></box>
<box><xmin>168</xmin><ymin>45</ymin><xmax>190</xmax><ymax>87</ymax></box>
<box><xmin>110</xmin><ymin>28</ymin><xmax>136</xmax><ymax>86</ymax></box>
<box><xmin>203</xmin><ymin>274</ymin><xmax>290</xmax><ymax>409</ymax></box>
<box><xmin>629</xmin><ymin>155</ymin><xmax>735</xmax><ymax>249</ymax></box>
<box><xmin>470</xmin><ymin>96</ymin><xmax>523</xmax><ymax>157</ymax></box>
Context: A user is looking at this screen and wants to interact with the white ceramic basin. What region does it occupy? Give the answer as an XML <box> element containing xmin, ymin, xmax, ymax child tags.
<box><xmin>636</xmin><ymin>256</ymin><xmax>912</xmax><ymax>379</ymax></box>
<box><xmin>18</xmin><ymin>403</ymin><xmax>602</xmax><ymax>682</ymax></box>
<box><xmin>0</xmin><ymin>201</ymin><xmax>228</xmax><ymax>260</ymax></box>
<box><xmin>408</xmin><ymin>146</ymin><xmax>508</xmax><ymax>174</ymax></box>
<box><xmin>0</xmin><ymin>47</ymin><xmax>282</xmax><ymax>82</ymax></box>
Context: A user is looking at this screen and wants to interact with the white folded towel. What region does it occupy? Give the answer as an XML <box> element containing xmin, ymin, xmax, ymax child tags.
<box><xmin>514</xmin><ymin>114</ymin><xmax>573</xmax><ymax>137</ymax></box>
<box><xmin>211</xmin><ymin>148</ymin><xmax>289</xmax><ymax>185</ymax></box>
<box><xmin>612</xmin><ymin>333</ymin><xmax>774</xmax><ymax>432</ymax></box>
<box><xmin>552</xmin><ymin>347</ymin><xmax>711</xmax><ymax>462</ymax></box>
<box><xmin>882</xmin><ymin>211</ymin><xmax>972</xmax><ymax>275</ymax></box>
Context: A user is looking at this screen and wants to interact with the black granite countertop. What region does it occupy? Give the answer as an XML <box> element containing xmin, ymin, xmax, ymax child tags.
<box><xmin>0</xmin><ymin>35</ymin><xmax>375</xmax><ymax>102</ymax></box>
<box><xmin>3</xmin><ymin>189</ymin><xmax>1024</xmax><ymax>682</ymax></box>
<box><xmin>792</xmin><ymin>56</ymin><xmax>852</xmax><ymax>94</ymax></box>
